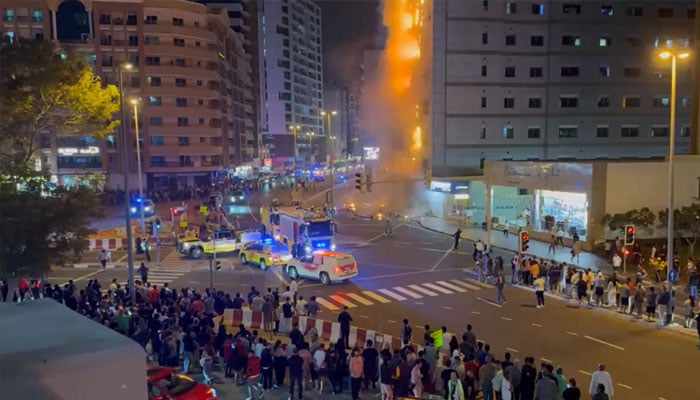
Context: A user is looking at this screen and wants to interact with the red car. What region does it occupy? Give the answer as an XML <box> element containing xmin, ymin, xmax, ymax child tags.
<box><xmin>147</xmin><ymin>366</ymin><xmax>218</xmax><ymax>400</ymax></box>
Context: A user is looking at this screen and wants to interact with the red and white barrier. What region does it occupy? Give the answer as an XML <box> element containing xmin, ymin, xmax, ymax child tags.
<box><xmin>88</xmin><ymin>238</ymin><xmax>126</xmax><ymax>251</ymax></box>
<box><xmin>227</xmin><ymin>309</ymin><xmax>263</xmax><ymax>330</ymax></box>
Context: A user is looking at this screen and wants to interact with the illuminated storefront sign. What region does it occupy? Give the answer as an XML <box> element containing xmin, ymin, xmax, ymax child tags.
<box><xmin>363</xmin><ymin>147</ymin><xmax>380</xmax><ymax>160</ymax></box>
<box><xmin>57</xmin><ymin>146</ymin><xmax>100</xmax><ymax>156</ymax></box>
<box><xmin>430</xmin><ymin>181</ymin><xmax>452</xmax><ymax>192</ymax></box>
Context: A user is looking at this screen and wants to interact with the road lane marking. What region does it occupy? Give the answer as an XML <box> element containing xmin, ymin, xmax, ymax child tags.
<box><xmin>60</xmin><ymin>269</ymin><xmax>105</xmax><ymax>287</ymax></box>
<box><xmin>477</xmin><ymin>297</ymin><xmax>503</xmax><ymax>308</ymax></box>
<box><xmin>422</xmin><ymin>282</ymin><xmax>454</xmax><ymax>294</ymax></box>
<box><xmin>344</xmin><ymin>292</ymin><xmax>374</xmax><ymax>306</ymax></box>
<box><xmin>443</xmin><ymin>306</ymin><xmax>453</xmax><ymax>310</ymax></box>
<box><xmin>315</xmin><ymin>297</ymin><xmax>340</xmax><ymax>311</ymax></box>
<box><xmin>429</xmin><ymin>247</ymin><xmax>453</xmax><ymax>271</ymax></box>
<box><xmin>415</xmin><ymin>302</ymin><xmax>425</xmax><ymax>305</ymax></box>
<box><xmin>501</xmin><ymin>317</ymin><xmax>512</xmax><ymax>321</ymax></box>
<box><xmin>329</xmin><ymin>295</ymin><xmax>357</xmax><ymax>308</ymax></box>
<box><xmin>506</xmin><ymin>347</ymin><xmax>519</xmax><ymax>353</ymax></box>
<box><xmin>531</xmin><ymin>323</ymin><xmax>543</xmax><ymax>327</ymax></box>
<box><xmin>451</xmin><ymin>279</ymin><xmax>481</xmax><ymax>291</ymax></box>
<box><xmin>470</xmin><ymin>311</ymin><xmax>481</xmax><ymax>315</ymax></box>
<box><xmin>360</xmin><ymin>315</ymin><xmax>369</xmax><ymax>319</ymax></box>
<box><xmin>469</xmin><ymin>279</ymin><xmax>493</xmax><ymax>289</ymax></box>
<box><xmin>435</xmin><ymin>281</ymin><xmax>467</xmax><ymax>292</ymax></box>
<box><xmin>617</xmin><ymin>383</ymin><xmax>632</xmax><ymax>390</ymax></box>
<box><xmin>584</xmin><ymin>335</ymin><xmax>625</xmax><ymax>351</ymax></box>
<box><xmin>378</xmin><ymin>288</ymin><xmax>408</xmax><ymax>301</ymax></box>
<box><xmin>362</xmin><ymin>291</ymin><xmax>391</xmax><ymax>303</ymax></box>
<box><xmin>393</xmin><ymin>287</ymin><xmax>423</xmax><ymax>299</ymax></box>
<box><xmin>540</xmin><ymin>357</ymin><xmax>552</xmax><ymax>363</ymax></box>
<box><xmin>566</xmin><ymin>331</ymin><xmax>579</xmax><ymax>336</ymax></box>
<box><xmin>578</xmin><ymin>370</ymin><xmax>592</xmax><ymax>376</ymax></box>
<box><xmin>387</xmin><ymin>320</ymin><xmax>397</xmax><ymax>323</ymax></box>
<box><xmin>408</xmin><ymin>285</ymin><xmax>439</xmax><ymax>296</ymax></box>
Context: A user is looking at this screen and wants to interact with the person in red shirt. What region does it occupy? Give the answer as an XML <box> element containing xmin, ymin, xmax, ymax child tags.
<box><xmin>464</xmin><ymin>355</ymin><xmax>479</xmax><ymax>377</ymax></box>
<box><xmin>148</xmin><ymin>285</ymin><xmax>160</xmax><ymax>304</ymax></box>
<box><xmin>244</xmin><ymin>349</ymin><xmax>261</xmax><ymax>399</ymax></box>
<box><xmin>191</xmin><ymin>296</ymin><xmax>204</xmax><ymax>315</ymax></box>
<box><xmin>18</xmin><ymin>277</ymin><xmax>29</xmax><ymax>298</ymax></box>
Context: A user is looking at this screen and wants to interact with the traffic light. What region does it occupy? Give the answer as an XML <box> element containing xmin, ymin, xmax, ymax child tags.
<box><xmin>155</xmin><ymin>218</ymin><xmax>162</xmax><ymax>230</ymax></box>
<box><xmin>145</xmin><ymin>222</ymin><xmax>153</xmax><ymax>236</ymax></box>
<box><xmin>624</xmin><ymin>225</ymin><xmax>635</xmax><ymax>245</ymax></box>
<box><xmin>355</xmin><ymin>172</ymin><xmax>364</xmax><ymax>192</ymax></box>
<box><xmin>365</xmin><ymin>172</ymin><xmax>373</xmax><ymax>193</ymax></box>
<box><xmin>519</xmin><ymin>231</ymin><xmax>530</xmax><ymax>253</ymax></box>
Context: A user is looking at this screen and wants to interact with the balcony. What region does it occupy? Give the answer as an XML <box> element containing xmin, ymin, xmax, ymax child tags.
<box><xmin>141</xmin><ymin>23</ymin><xmax>216</xmax><ymax>41</ymax></box>
<box><xmin>149</xmin><ymin>144</ymin><xmax>223</xmax><ymax>156</ymax></box>
<box><xmin>144</xmin><ymin>84</ymin><xmax>220</xmax><ymax>99</ymax></box>
<box><xmin>147</xmin><ymin>124</ymin><xmax>223</xmax><ymax>137</ymax></box>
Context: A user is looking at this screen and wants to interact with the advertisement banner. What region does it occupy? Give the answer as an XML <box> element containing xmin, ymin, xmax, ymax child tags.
<box><xmin>484</xmin><ymin>160</ymin><xmax>592</xmax><ymax>192</ymax></box>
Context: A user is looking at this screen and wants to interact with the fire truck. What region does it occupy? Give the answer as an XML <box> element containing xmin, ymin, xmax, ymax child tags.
<box><xmin>260</xmin><ymin>206</ymin><xmax>336</xmax><ymax>257</ymax></box>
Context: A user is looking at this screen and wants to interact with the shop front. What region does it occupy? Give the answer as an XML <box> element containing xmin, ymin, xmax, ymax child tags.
<box><xmin>425</xmin><ymin>180</ymin><xmax>471</xmax><ymax>222</ymax></box>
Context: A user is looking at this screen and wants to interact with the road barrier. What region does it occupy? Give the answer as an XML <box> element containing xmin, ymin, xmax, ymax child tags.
<box><xmin>87</xmin><ymin>237</ymin><xmax>163</xmax><ymax>251</ymax></box>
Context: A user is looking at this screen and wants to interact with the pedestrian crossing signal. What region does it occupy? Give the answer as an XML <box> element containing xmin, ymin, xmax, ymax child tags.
<box><xmin>624</xmin><ymin>225</ymin><xmax>635</xmax><ymax>245</ymax></box>
<box><xmin>519</xmin><ymin>231</ymin><xmax>529</xmax><ymax>253</ymax></box>
<box><xmin>155</xmin><ymin>218</ymin><xmax>162</xmax><ymax>230</ymax></box>
<box><xmin>355</xmin><ymin>173</ymin><xmax>364</xmax><ymax>192</ymax></box>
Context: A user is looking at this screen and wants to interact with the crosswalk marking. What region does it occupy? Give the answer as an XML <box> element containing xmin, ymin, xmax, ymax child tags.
<box><xmin>421</xmin><ymin>282</ymin><xmax>454</xmax><ymax>294</ymax></box>
<box><xmin>344</xmin><ymin>292</ymin><xmax>374</xmax><ymax>306</ymax></box>
<box><xmin>378</xmin><ymin>289</ymin><xmax>407</xmax><ymax>301</ymax></box>
<box><xmin>451</xmin><ymin>279</ymin><xmax>481</xmax><ymax>291</ymax></box>
<box><xmin>119</xmin><ymin>268</ymin><xmax>191</xmax><ymax>286</ymax></box>
<box><xmin>408</xmin><ymin>285</ymin><xmax>439</xmax><ymax>296</ymax></box>
<box><xmin>316</xmin><ymin>297</ymin><xmax>341</xmax><ymax>311</ymax></box>
<box><xmin>392</xmin><ymin>286</ymin><xmax>423</xmax><ymax>299</ymax></box>
<box><xmin>329</xmin><ymin>295</ymin><xmax>357</xmax><ymax>308</ymax></box>
<box><xmin>362</xmin><ymin>291</ymin><xmax>392</xmax><ymax>303</ymax></box>
<box><xmin>469</xmin><ymin>279</ymin><xmax>493</xmax><ymax>289</ymax></box>
<box><xmin>436</xmin><ymin>281</ymin><xmax>467</xmax><ymax>292</ymax></box>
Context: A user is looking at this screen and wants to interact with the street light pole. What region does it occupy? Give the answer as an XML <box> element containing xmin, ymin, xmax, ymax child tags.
<box><xmin>290</xmin><ymin>124</ymin><xmax>300</xmax><ymax>171</ymax></box>
<box><xmin>118</xmin><ymin>63</ymin><xmax>136</xmax><ymax>300</ymax></box>
<box><xmin>131</xmin><ymin>98</ymin><xmax>145</xmax><ymax>233</ymax></box>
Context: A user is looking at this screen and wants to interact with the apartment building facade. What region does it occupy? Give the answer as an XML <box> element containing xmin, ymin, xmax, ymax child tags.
<box><xmin>258</xmin><ymin>0</ymin><xmax>324</xmax><ymax>165</ymax></box>
<box><xmin>427</xmin><ymin>0</ymin><xmax>695</xmax><ymax>176</ymax></box>
<box><xmin>1</xmin><ymin>0</ymin><xmax>251</xmax><ymax>189</ymax></box>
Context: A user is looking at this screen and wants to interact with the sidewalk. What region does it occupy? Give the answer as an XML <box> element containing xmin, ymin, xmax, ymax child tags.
<box><xmin>418</xmin><ymin>216</ymin><xmax>613</xmax><ymax>273</ymax></box>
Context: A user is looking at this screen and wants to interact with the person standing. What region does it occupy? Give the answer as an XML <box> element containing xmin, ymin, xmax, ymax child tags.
<box><xmin>97</xmin><ymin>249</ymin><xmax>110</xmax><ymax>269</ymax></box>
<box><xmin>400</xmin><ymin>319</ymin><xmax>413</xmax><ymax>344</ymax></box>
<box><xmin>363</xmin><ymin>339</ymin><xmax>379</xmax><ymax>389</ymax></box>
<box><xmin>501</xmin><ymin>369</ymin><xmax>514</xmax><ymax>400</ymax></box>
<box><xmin>555</xmin><ymin>367</ymin><xmax>567</xmax><ymax>400</ymax></box>
<box><xmin>520</xmin><ymin>357</ymin><xmax>537</xmax><ymax>400</ymax></box>
<box><xmin>244</xmin><ymin>349</ymin><xmax>261</xmax><ymax>400</ymax></box>
<box><xmin>411</xmin><ymin>359</ymin><xmax>424</xmax><ymax>398</ymax></box>
<box><xmin>591</xmin><ymin>383</ymin><xmax>610</xmax><ymax>400</ymax></box>
<box><xmin>588</xmin><ymin>364</ymin><xmax>613</xmax><ymax>399</ymax></box>
<box><xmin>534</xmin><ymin>275</ymin><xmax>546</xmax><ymax>308</ymax></box>
<box><xmin>562</xmin><ymin>378</ymin><xmax>581</xmax><ymax>400</ymax></box>
<box><xmin>338</xmin><ymin>306</ymin><xmax>353</xmax><ymax>349</ymax></box>
<box><xmin>379</xmin><ymin>352</ymin><xmax>394</xmax><ymax>400</ymax></box>
<box><xmin>454</xmin><ymin>228</ymin><xmax>463</xmax><ymax>250</ymax></box>
<box><xmin>446</xmin><ymin>370</ymin><xmax>465</xmax><ymax>400</ymax></box>
<box><xmin>349</xmin><ymin>348</ymin><xmax>364</xmax><ymax>400</ymax></box>
<box><xmin>478</xmin><ymin>355</ymin><xmax>496</xmax><ymax>400</ymax></box>
<box><xmin>496</xmin><ymin>271</ymin><xmax>506</xmax><ymax>304</ymax></box>
<box><xmin>288</xmin><ymin>347</ymin><xmax>304</xmax><ymax>400</ymax></box>
<box><xmin>138</xmin><ymin>263</ymin><xmax>149</xmax><ymax>284</ymax></box>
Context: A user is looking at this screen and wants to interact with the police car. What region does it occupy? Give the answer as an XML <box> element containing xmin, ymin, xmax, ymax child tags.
<box><xmin>285</xmin><ymin>251</ymin><xmax>358</xmax><ymax>285</ymax></box>
<box><xmin>239</xmin><ymin>238</ymin><xmax>292</xmax><ymax>270</ymax></box>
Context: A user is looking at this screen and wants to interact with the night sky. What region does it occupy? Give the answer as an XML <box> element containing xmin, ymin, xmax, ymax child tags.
<box><xmin>317</xmin><ymin>0</ymin><xmax>380</xmax><ymax>86</ymax></box>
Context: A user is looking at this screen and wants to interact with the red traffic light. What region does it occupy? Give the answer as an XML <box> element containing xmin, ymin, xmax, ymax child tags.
<box><xmin>626</xmin><ymin>226</ymin><xmax>634</xmax><ymax>234</ymax></box>
<box><xmin>624</xmin><ymin>249</ymin><xmax>630</xmax><ymax>256</ymax></box>
<box><xmin>521</xmin><ymin>232</ymin><xmax>529</xmax><ymax>241</ymax></box>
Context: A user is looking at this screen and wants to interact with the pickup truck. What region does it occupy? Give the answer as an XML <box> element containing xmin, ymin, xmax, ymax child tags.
<box><xmin>177</xmin><ymin>229</ymin><xmax>261</xmax><ymax>259</ymax></box>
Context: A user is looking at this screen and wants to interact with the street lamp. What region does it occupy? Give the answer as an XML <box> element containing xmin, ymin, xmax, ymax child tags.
<box><xmin>657</xmin><ymin>42</ymin><xmax>690</xmax><ymax>292</ymax></box>
<box><xmin>289</xmin><ymin>124</ymin><xmax>301</xmax><ymax>170</ymax></box>
<box><xmin>117</xmin><ymin>62</ymin><xmax>136</xmax><ymax>300</ymax></box>
<box><xmin>130</xmin><ymin>97</ymin><xmax>145</xmax><ymax>233</ymax></box>
<box><xmin>321</xmin><ymin>110</ymin><xmax>338</xmax><ymax>209</ymax></box>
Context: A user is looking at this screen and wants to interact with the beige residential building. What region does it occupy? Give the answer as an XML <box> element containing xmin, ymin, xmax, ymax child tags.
<box><xmin>1</xmin><ymin>0</ymin><xmax>253</xmax><ymax>189</ymax></box>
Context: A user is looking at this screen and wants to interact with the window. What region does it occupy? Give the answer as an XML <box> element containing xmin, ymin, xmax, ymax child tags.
<box><xmin>558</xmin><ymin>126</ymin><xmax>578</xmax><ymax>138</ymax></box>
<box><xmin>562</xmin><ymin>4</ymin><xmax>582</xmax><ymax>14</ymax></box>
<box><xmin>528</xmin><ymin>127</ymin><xmax>541</xmax><ymax>138</ymax></box>
<box><xmin>483</xmin><ymin>1</ymin><xmax>489</xmax><ymax>11</ymax></box>
<box><xmin>599</xmin><ymin>66</ymin><xmax>611</xmax><ymax>77</ymax></box>
<box><xmin>622</xmin><ymin>96</ymin><xmax>641</xmax><ymax>108</ymax></box>
<box><xmin>172</xmin><ymin>17</ymin><xmax>184</xmax><ymax>26</ymax></box>
<box><xmin>151</xmin><ymin>156</ymin><xmax>165</xmax><ymax>166</ymax></box>
<box><xmin>480</xmin><ymin>126</ymin><xmax>486</xmax><ymax>139</ymax></box>
<box><xmin>651</xmin><ymin>126</ymin><xmax>669</xmax><ymax>137</ymax></box>
<box><xmin>148</xmin><ymin>76</ymin><xmax>161</xmax><ymax>86</ymax></box>
<box><xmin>145</xmin><ymin>56</ymin><xmax>160</xmax><ymax>66</ymax></box>
<box><xmin>482</xmin><ymin>32</ymin><xmax>488</xmax><ymax>44</ymax></box>
<box><xmin>178</xmin><ymin>137</ymin><xmax>190</xmax><ymax>146</ymax></box>
<box><xmin>32</xmin><ymin>10</ymin><xmax>43</xmax><ymax>22</ymax></box>
<box><xmin>480</xmin><ymin>97</ymin><xmax>487</xmax><ymax>108</ymax></box>
<box><xmin>145</xmin><ymin>15</ymin><xmax>157</xmax><ymax>25</ymax></box>
<box><xmin>176</xmin><ymin>98</ymin><xmax>187</xmax><ymax>107</ymax></box>
<box><xmin>625</xmin><ymin>36</ymin><xmax>641</xmax><ymax>47</ymax></box>
<box><xmin>128</xmin><ymin>35</ymin><xmax>138</xmax><ymax>46</ymax></box>
<box><xmin>562</xmin><ymin>35</ymin><xmax>581</xmax><ymax>46</ymax></box>
<box><xmin>150</xmin><ymin>136</ymin><xmax>164</xmax><ymax>146</ymax></box>
<box><xmin>198</xmin><ymin>99</ymin><xmax>204</xmax><ymax>106</ymax></box>
<box><xmin>528</xmin><ymin>98</ymin><xmax>542</xmax><ymax>108</ymax></box>
<box><xmin>561</xmin><ymin>66</ymin><xmax>580</xmax><ymax>77</ymax></box>
<box><xmin>506</xmin><ymin>35</ymin><xmax>516</xmax><ymax>46</ymax></box>
<box><xmin>173</xmin><ymin>38</ymin><xmax>185</xmax><ymax>47</ymax></box>
<box><xmin>596</xmin><ymin>126</ymin><xmax>609</xmax><ymax>138</ymax></box>
<box><xmin>502</xmin><ymin>126</ymin><xmax>514</xmax><ymax>138</ymax></box>
<box><xmin>682</xmin><ymin>97</ymin><xmax>690</xmax><ymax>108</ymax></box>
<box><xmin>196</xmin><ymin>80</ymin><xmax>203</xmax><ymax>87</ymax></box>
<box><xmin>147</xmin><ymin>96</ymin><xmax>162</xmax><ymax>106</ymax></box>
<box><xmin>597</xmin><ymin>96</ymin><xmax>610</xmax><ymax>107</ymax></box>
<box><xmin>145</xmin><ymin>36</ymin><xmax>159</xmax><ymax>45</ymax></box>
<box><xmin>504</xmin><ymin>97</ymin><xmax>515</xmax><ymax>108</ymax></box>
<box><xmin>198</xmin><ymin>118</ymin><xmax>205</xmax><ymax>125</ymax></box>
<box><xmin>149</xmin><ymin>116</ymin><xmax>163</xmax><ymax>126</ymax></box>
<box><xmin>530</xmin><ymin>67</ymin><xmax>543</xmax><ymax>77</ymax></box>
<box><xmin>599</xmin><ymin>35</ymin><xmax>612</xmax><ymax>47</ymax></box>
<box><xmin>680</xmin><ymin>126</ymin><xmax>690</xmax><ymax>137</ymax></box>
<box><xmin>626</xmin><ymin>6</ymin><xmax>643</xmax><ymax>16</ymax></box>
<box><xmin>4</xmin><ymin>31</ymin><xmax>15</xmax><ymax>43</ymax></box>
<box><xmin>505</xmin><ymin>67</ymin><xmax>516</xmax><ymax>77</ymax></box>
<box><xmin>175</xmin><ymin>78</ymin><xmax>187</xmax><ymax>87</ymax></box>
<box><xmin>506</xmin><ymin>2</ymin><xmax>517</xmax><ymax>14</ymax></box>
<box><xmin>177</xmin><ymin>117</ymin><xmax>189</xmax><ymax>127</ymax></box>
<box><xmin>623</xmin><ymin>67</ymin><xmax>641</xmax><ymax>77</ymax></box>
<box><xmin>658</xmin><ymin>8</ymin><xmax>674</xmax><ymax>18</ymax></box>
<box><xmin>531</xmin><ymin>35</ymin><xmax>544</xmax><ymax>46</ymax></box>
<box><xmin>653</xmin><ymin>96</ymin><xmax>670</xmax><ymax>107</ymax></box>
<box><xmin>532</xmin><ymin>4</ymin><xmax>544</xmax><ymax>15</ymax></box>
<box><xmin>559</xmin><ymin>96</ymin><xmax>578</xmax><ymax>108</ymax></box>
<box><xmin>601</xmin><ymin>5</ymin><xmax>613</xmax><ymax>16</ymax></box>
<box><xmin>481</xmin><ymin>65</ymin><xmax>487</xmax><ymax>76</ymax></box>
<box><xmin>175</xmin><ymin>58</ymin><xmax>186</xmax><ymax>67</ymax></box>
<box><xmin>621</xmin><ymin>126</ymin><xmax>640</xmax><ymax>137</ymax></box>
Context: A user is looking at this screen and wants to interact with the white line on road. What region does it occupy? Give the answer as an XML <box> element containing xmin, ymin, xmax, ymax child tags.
<box><xmin>386</xmin><ymin>320</ymin><xmax>397</xmax><ymax>323</ymax></box>
<box><xmin>429</xmin><ymin>247</ymin><xmax>453</xmax><ymax>271</ymax></box>
<box><xmin>540</xmin><ymin>358</ymin><xmax>552</xmax><ymax>363</ymax></box>
<box><xmin>415</xmin><ymin>302</ymin><xmax>425</xmax><ymax>305</ymax></box>
<box><xmin>578</xmin><ymin>370</ymin><xmax>592</xmax><ymax>376</ymax></box>
<box><xmin>659</xmin><ymin>397</ymin><xmax>668</xmax><ymax>400</ymax></box>
<box><xmin>477</xmin><ymin>297</ymin><xmax>503</xmax><ymax>308</ymax></box>
<box><xmin>60</xmin><ymin>269</ymin><xmax>104</xmax><ymax>287</ymax></box>
<box><xmin>470</xmin><ymin>311</ymin><xmax>481</xmax><ymax>315</ymax></box>
<box><xmin>531</xmin><ymin>323</ymin><xmax>543</xmax><ymax>328</ymax></box>
<box><xmin>566</xmin><ymin>331</ymin><xmax>579</xmax><ymax>336</ymax></box>
<box><xmin>315</xmin><ymin>297</ymin><xmax>340</xmax><ymax>311</ymax></box>
<box><xmin>378</xmin><ymin>288</ymin><xmax>408</xmax><ymax>301</ymax></box>
<box><xmin>392</xmin><ymin>286</ymin><xmax>423</xmax><ymax>299</ymax></box>
<box><xmin>617</xmin><ymin>383</ymin><xmax>633</xmax><ymax>390</ymax></box>
<box><xmin>408</xmin><ymin>285</ymin><xmax>439</xmax><ymax>296</ymax></box>
<box><xmin>360</xmin><ymin>315</ymin><xmax>369</xmax><ymax>319</ymax></box>
<box><xmin>329</xmin><ymin>295</ymin><xmax>357</xmax><ymax>308</ymax></box>
<box><xmin>435</xmin><ymin>280</ymin><xmax>467</xmax><ymax>292</ymax></box>
<box><xmin>501</xmin><ymin>317</ymin><xmax>512</xmax><ymax>321</ymax></box>
<box><xmin>422</xmin><ymin>282</ymin><xmax>454</xmax><ymax>294</ymax></box>
<box><xmin>443</xmin><ymin>306</ymin><xmax>453</xmax><ymax>310</ymax></box>
<box><xmin>361</xmin><ymin>291</ymin><xmax>392</xmax><ymax>303</ymax></box>
<box><xmin>584</xmin><ymin>335</ymin><xmax>625</xmax><ymax>351</ymax></box>
<box><xmin>344</xmin><ymin>292</ymin><xmax>374</xmax><ymax>306</ymax></box>
<box><xmin>506</xmin><ymin>347</ymin><xmax>519</xmax><ymax>353</ymax></box>
<box><xmin>451</xmin><ymin>279</ymin><xmax>481</xmax><ymax>291</ymax></box>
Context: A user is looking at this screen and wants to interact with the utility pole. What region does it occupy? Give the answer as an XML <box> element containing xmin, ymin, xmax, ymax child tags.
<box><xmin>118</xmin><ymin>63</ymin><xmax>136</xmax><ymax>300</ymax></box>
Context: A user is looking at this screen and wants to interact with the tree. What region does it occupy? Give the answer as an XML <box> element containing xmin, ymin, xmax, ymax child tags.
<box><xmin>601</xmin><ymin>207</ymin><xmax>656</xmax><ymax>231</ymax></box>
<box><xmin>659</xmin><ymin>203</ymin><xmax>700</xmax><ymax>258</ymax></box>
<box><xmin>0</xmin><ymin>38</ymin><xmax>120</xmax><ymax>175</ymax></box>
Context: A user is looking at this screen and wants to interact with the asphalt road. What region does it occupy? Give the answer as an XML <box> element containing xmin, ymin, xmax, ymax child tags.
<box><xmin>50</xmin><ymin>178</ymin><xmax>699</xmax><ymax>400</ymax></box>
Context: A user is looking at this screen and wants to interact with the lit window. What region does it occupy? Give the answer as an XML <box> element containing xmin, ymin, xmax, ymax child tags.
<box><xmin>653</xmin><ymin>97</ymin><xmax>670</xmax><ymax>107</ymax></box>
<box><xmin>599</xmin><ymin>66</ymin><xmax>611</xmax><ymax>77</ymax></box>
<box><xmin>601</xmin><ymin>5</ymin><xmax>613</xmax><ymax>16</ymax></box>
<box><xmin>4</xmin><ymin>31</ymin><xmax>15</xmax><ymax>43</ymax></box>
<box><xmin>622</xmin><ymin>97</ymin><xmax>640</xmax><ymax>108</ymax></box>
<box><xmin>599</xmin><ymin>36</ymin><xmax>612</xmax><ymax>47</ymax></box>
<box><xmin>532</xmin><ymin>4</ymin><xmax>544</xmax><ymax>15</ymax></box>
<box><xmin>506</xmin><ymin>2</ymin><xmax>517</xmax><ymax>14</ymax></box>
<box><xmin>562</xmin><ymin>35</ymin><xmax>581</xmax><ymax>46</ymax></box>
<box><xmin>502</xmin><ymin>126</ymin><xmax>514</xmax><ymax>138</ymax></box>
<box><xmin>147</xmin><ymin>96</ymin><xmax>162</xmax><ymax>106</ymax></box>
<box><xmin>558</xmin><ymin>126</ymin><xmax>578</xmax><ymax>138</ymax></box>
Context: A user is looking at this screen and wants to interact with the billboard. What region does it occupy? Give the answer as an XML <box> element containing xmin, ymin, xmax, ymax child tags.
<box><xmin>363</xmin><ymin>147</ymin><xmax>380</xmax><ymax>160</ymax></box>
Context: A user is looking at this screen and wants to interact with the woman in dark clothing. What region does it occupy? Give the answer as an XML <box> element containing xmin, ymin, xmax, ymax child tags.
<box><xmin>273</xmin><ymin>340</ymin><xmax>287</xmax><ymax>387</ymax></box>
<box><xmin>260</xmin><ymin>348</ymin><xmax>274</xmax><ymax>391</ymax></box>
<box><xmin>520</xmin><ymin>356</ymin><xmax>537</xmax><ymax>400</ymax></box>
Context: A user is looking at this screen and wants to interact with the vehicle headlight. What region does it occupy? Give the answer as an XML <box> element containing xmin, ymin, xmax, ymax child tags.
<box><xmin>330</xmin><ymin>244</ymin><xmax>337</xmax><ymax>250</ymax></box>
<box><xmin>145</xmin><ymin>206</ymin><xmax>153</xmax><ymax>212</ymax></box>
<box><xmin>305</xmin><ymin>246</ymin><xmax>312</xmax><ymax>253</ymax></box>
<box><xmin>130</xmin><ymin>207</ymin><xmax>137</xmax><ymax>213</ymax></box>
<box><xmin>239</xmin><ymin>196</ymin><xmax>244</xmax><ymax>200</ymax></box>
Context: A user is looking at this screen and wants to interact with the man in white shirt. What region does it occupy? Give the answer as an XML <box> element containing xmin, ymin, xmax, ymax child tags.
<box><xmin>296</xmin><ymin>295</ymin><xmax>308</xmax><ymax>316</ymax></box>
<box><xmin>612</xmin><ymin>253</ymin><xmax>622</xmax><ymax>271</ymax></box>
<box><xmin>313</xmin><ymin>344</ymin><xmax>327</xmax><ymax>393</ymax></box>
<box><xmin>589</xmin><ymin>363</ymin><xmax>614</xmax><ymax>398</ymax></box>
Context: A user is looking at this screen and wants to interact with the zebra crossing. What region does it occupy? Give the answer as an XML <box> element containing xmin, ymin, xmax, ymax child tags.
<box><xmin>119</xmin><ymin>267</ymin><xmax>193</xmax><ymax>287</ymax></box>
<box><xmin>313</xmin><ymin>277</ymin><xmax>493</xmax><ymax>311</ymax></box>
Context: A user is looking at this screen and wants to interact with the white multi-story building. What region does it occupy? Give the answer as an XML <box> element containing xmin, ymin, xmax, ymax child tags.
<box><xmin>258</xmin><ymin>0</ymin><xmax>324</xmax><ymax>165</ymax></box>
<box><xmin>427</xmin><ymin>0</ymin><xmax>695</xmax><ymax>176</ymax></box>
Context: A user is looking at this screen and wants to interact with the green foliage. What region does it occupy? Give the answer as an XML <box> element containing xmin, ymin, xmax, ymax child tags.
<box><xmin>601</xmin><ymin>207</ymin><xmax>656</xmax><ymax>231</ymax></box>
<box><xmin>0</xmin><ymin>38</ymin><xmax>120</xmax><ymax>174</ymax></box>
<box><xmin>0</xmin><ymin>175</ymin><xmax>104</xmax><ymax>276</ymax></box>
<box><xmin>658</xmin><ymin>203</ymin><xmax>700</xmax><ymax>257</ymax></box>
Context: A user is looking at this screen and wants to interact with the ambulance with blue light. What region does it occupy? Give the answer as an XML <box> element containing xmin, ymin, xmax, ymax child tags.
<box><xmin>260</xmin><ymin>206</ymin><xmax>336</xmax><ymax>257</ymax></box>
